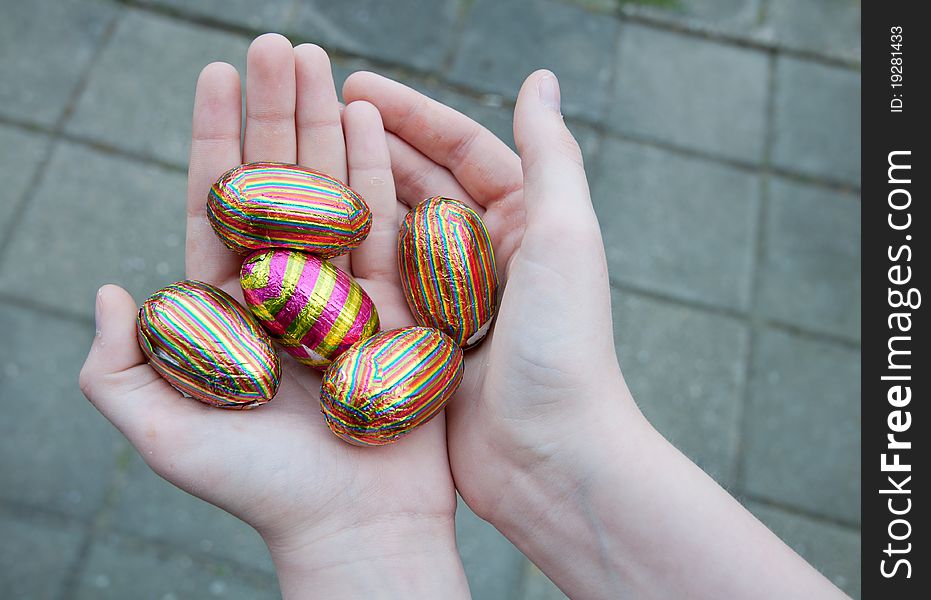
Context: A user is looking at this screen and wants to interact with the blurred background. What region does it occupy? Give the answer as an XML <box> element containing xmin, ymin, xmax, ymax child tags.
<box><xmin>0</xmin><ymin>0</ymin><xmax>860</xmax><ymax>598</ymax></box>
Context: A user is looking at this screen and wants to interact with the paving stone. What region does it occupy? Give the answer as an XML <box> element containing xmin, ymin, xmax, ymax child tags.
<box><xmin>592</xmin><ymin>138</ymin><xmax>760</xmax><ymax>310</ymax></box>
<box><xmin>0</xmin><ymin>0</ymin><xmax>116</xmax><ymax>126</ymax></box>
<box><xmin>758</xmin><ymin>178</ymin><xmax>860</xmax><ymax>339</ymax></box>
<box><xmin>518</xmin><ymin>563</ymin><xmax>569</xmax><ymax>600</ymax></box>
<box><xmin>136</xmin><ymin>0</ymin><xmax>292</xmax><ymax>31</ymax></box>
<box><xmin>613</xmin><ymin>291</ymin><xmax>748</xmax><ymax>484</ymax></box>
<box><xmin>109</xmin><ymin>452</ymin><xmax>274</xmax><ymax>573</ymax></box>
<box><xmin>748</xmin><ymin>502</ymin><xmax>861</xmax><ymax>598</ymax></box>
<box><xmin>0</xmin><ymin>126</ymin><xmax>50</xmax><ymax>234</ymax></box>
<box><xmin>741</xmin><ymin>328</ymin><xmax>860</xmax><ymax>523</ymax></box>
<box><xmin>289</xmin><ymin>0</ymin><xmax>458</xmax><ymax>72</ymax></box>
<box><xmin>772</xmin><ymin>57</ymin><xmax>860</xmax><ymax>185</ymax></box>
<box><xmin>0</xmin><ymin>142</ymin><xmax>186</xmax><ymax>316</ymax></box>
<box><xmin>456</xmin><ymin>497</ymin><xmax>526</xmax><ymax>600</ymax></box>
<box><xmin>764</xmin><ymin>0</ymin><xmax>860</xmax><ymax>61</ymax></box>
<box><xmin>450</xmin><ymin>0</ymin><xmax>617</xmax><ymax>119</ymax></box>
<box><xmin>0</xmin><ymin>304</ymin><xmax>124</xmax><ymax>517</ymax></box>
<box><xmin>76</xmin><ymin>533</ymin><xmax>279</xmax><ymax>599</ymax></box>
<box><xmin>0</xmin><ymin>509</ymin><xmax>86</xmax><ymax>599</ymax></box>
<box><xmin>66</xmin><ymin>10</ymin><xmax>249</xmax><ymax>167</ymax></box>
<box><xmin>609</xmin><ymin>23</ymin><xmax>768</xmax><ymax>163</ymax></box>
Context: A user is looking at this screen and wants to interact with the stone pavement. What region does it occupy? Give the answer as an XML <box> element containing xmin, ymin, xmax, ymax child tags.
<box><xmin>0</xmin><ymin>0</ymin><xmax>860</xmax><ymax>598</ymax></box>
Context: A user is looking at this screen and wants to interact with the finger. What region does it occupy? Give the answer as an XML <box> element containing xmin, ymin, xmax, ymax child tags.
<box><xmin>243</xmin><ymin>33</ymin><xmax>297</xmax><ymax>163</ymax></box>
<box><xmin>79</xmin><ymin>285</ymin><xmax>207</xmax><ymax>445</ymax></box>
<box><xmin>294</xmin><ymin>44</ymin><xmax>350</xmax><ymax>273</ymax></box>
<box><xmin>385</xmin><ymin>132</ymin><xmax>482</xmax><ymax>214</ymax></box>
<box><xmin>186</xmin><ymin>62</ymin><xmax>243</xmax><ymax>284</ymax></box>
<box><xmin>343</xmin><ymin>72</ymin><xmax>522</xmax><ymax>208</ymax></box>
<box><xmin>344</xmin><ymin>101</ymin><xmax>400</xmax><ymax>283</ymax></box>
<box><xmin>513</xmin><ymin>70</ymin><xmax>601</xmax><ymax>260</ymax></box>
<box><xmin>295</xmin><ymin>44</ymin><xmax>347</xmax><ymax>182</ymax></box>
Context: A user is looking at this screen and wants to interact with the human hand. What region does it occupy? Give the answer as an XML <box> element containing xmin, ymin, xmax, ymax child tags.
<box><xmin>79</xmin><ymin>35</ymin><xmax>468</xmax><ymax>598</ymax></box>
<box><xmin>344</xmin><ymin>71</ymin><xmax>848</xmax><ymax>599</ymax></box>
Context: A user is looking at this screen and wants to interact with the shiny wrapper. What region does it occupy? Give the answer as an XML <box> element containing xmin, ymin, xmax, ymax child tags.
<box><xmin>207</xmin><ymin>162</ymin><xmax>372</xmax><ymax>257</ymax></box>
<box><xmin>398</xmin><ymin>197</ymin><xmax>498</xmax><ymax>348</ymax></box>
<box><xmin>137</xmin><ymin>280</ymin><xmax>280</xmax><ymax>409</ymax></box>
<box><xmin>241</xmin><ymin>249</ymin><xmax>380</xmax><ymax>369</ymax></box>
<box><xmin>320</xmin><ymin>327</ymin><xmax>463</xmax><ymax>446</ymax></box>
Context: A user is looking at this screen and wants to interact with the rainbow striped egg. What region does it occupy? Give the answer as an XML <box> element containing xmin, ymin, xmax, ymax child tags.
<box><xmin>207</xmin><ymin>162</ymin><xmax>372</xmax><ymax>257</ymax></box>
<box><xmin>320</xmin><ymin>327</ymin><xmax>464</xmax><ymax>446</ymax></box>
<box><xmin>240</xmin><ymin>249</ymin><xmax>380</xmax><ymax>369</ymax></box>
<box><xmin>398</xmin><ymin>197</ymin><xmax>498</xmax><ymax>348</ymax></box>
<box><xmin>137</xmin><ymin>280</ymin><xmax>280</xmax><ymax>409</ymax></box>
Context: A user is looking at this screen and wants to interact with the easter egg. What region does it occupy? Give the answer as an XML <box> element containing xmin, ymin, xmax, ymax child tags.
<box><xmin>320</xmin><ymin>327</ymin><xmax>464</xmax><ymax>446</ymax></box>
<box><xmin>398</xmin><ymin>197</ymin><xmax>498</xmax><ymax>348</ymax></box>
<box><xmin>240</xmin><ymin>248</ymin><xmax>380</xmax><ymax>369</ymax></box>
<box><xmin>207</xmin><ymin>162</ymin><xmax>372</xmax><ymax>257</ymax></box>
<box><xmin>137</xmin><ymin>280</ymin><xmax>280</xmax><ymax>409</ymax></box>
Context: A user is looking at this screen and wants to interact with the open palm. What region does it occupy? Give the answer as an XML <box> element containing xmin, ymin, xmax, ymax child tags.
<box><xmin>79</xmin><ymin>35</ymin><xmax>457</xmax><ymax>556</ymax></box>
<box><xmin>343</xmin><ymin>71</ymin><xmax>633</xmax><ymax>522</ymax></box>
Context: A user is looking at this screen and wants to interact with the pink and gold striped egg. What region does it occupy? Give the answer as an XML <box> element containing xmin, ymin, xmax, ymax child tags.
<box><xmin>240</xmin><ymin>248</ymin><xmax>379</xmax><ymax>369</ymax></box>
<box><xmin>320</xmin><ymin>327</ymin><xmax>464</xmax><ymax>446</ymax></box>
<box><xmin>398</xmin><ymin>197</ymin><xmax>498</xmax><ymax>348</ymax></box>
<box><xmin>208</xmin><ymin>162</ymin><xmax>372</xmax><ymax>257</ymax></box>
<box><xmin>137</xmin><ymin>280</ymin><xmax>280</xmax><ymax>409</ymax></box>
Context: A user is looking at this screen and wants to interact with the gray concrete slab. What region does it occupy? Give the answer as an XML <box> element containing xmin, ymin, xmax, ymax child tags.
<box><xmin>65</xmin><ymin>10</ymin><xmax>250</xmax><ymax>167</ymax></box>
<box><xmin>450</xmin><ymin>0</ymin><xmax>618</xmax><ymax>119</ymax></box>
<box><xmin>610</xmin><ymin>23</ymin><xmax>769</xmax><ymax>163</ymax></box>
<box><xmin>0</xmin><ymin>0</ymin><xmax>117</xmax><ymax>126</ymax></box>
<box><xmin>741</xmin><ymin>328</ymin><xmax>860</xmax><ymax>523</ymax></box>
<box><xmin>772</xmin><ymin>57</ymin><xmax>861</xmax><ymax>185</ymax></box>
<box><xmin>0</xmin><ymin>142</ymin><xmax>186</xmax><ymax>316</ymax></box>
<box><xmin>0</xmin><ymin>304</ymin><xmax>124</xmax><ymax>518</ymax></box>
<box><xmin>593</xmin><ymin>138</ymin><xmax>760</xmax><ymax>310</ymax></box>
<box><xmin>76</xmin><ymin>532</ymin><xmax>279</xmax><ymax>599</ymax></box>
<box><xmin>613</xmin><ymin>290</ymin><xmax>748</xmax><ymax>484</ymax></box>
<box><xmin>757</xmin><ymin>178</ymin><xmax>860</xmax><ymax>340</ymax></box>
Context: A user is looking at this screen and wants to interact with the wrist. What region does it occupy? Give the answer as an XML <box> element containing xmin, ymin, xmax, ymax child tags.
<box><xmin>263</xmin><ymin>513</ymin><xmax>470</xmax><ymax>599</ymax></box>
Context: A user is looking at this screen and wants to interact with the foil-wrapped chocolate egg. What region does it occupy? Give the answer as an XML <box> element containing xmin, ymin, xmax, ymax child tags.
<box><xmin>320</xmin><ymin>327</ymin><xmax>464</xmax><ymax>446</ymax></box>
<box><xmin>240</xmin><ymin>248</ymin><xmax>380</xmax><ymax>369</ymax></box>
<box><xmin>398</xmin><ymin>197</ymin><xmax>498</xmax><ymax>348</ymax></box>
<box><xmin>137</xmin><ymin>280</ymin><xmax>280</xmax><ymax>409</ymax></box>
<box><xmin>207</xmin><ymin>162</ymin><xmax>372</xmax><ymax>257</ymax></box>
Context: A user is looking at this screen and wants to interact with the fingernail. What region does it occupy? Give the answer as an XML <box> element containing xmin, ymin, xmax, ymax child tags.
<box><xmin>95</xmin><ymin>287</ymin><xmax>104</xmax><ymax>337</ymax></box>
<box><xmin>538</xmin><ymin>72</ymin><xmax>561</xmax><ymax>114</ymax></box>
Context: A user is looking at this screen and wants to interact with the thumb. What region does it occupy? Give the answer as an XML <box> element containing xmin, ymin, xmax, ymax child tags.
<box><xmin>512</xmin><ymin>70</ymin><xmax>601</xmax><ymax>257</ymax></box>
<box><xmin>79</xmin><ymin>284</ymin><xmax>200</xmax><ymax>443</ymax></box>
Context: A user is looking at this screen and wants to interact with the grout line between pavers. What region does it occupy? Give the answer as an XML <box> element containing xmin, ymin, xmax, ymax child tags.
<box><xmin>0</xmin><ymin>8</ymin><xmax>125</xmax><ymax>272</ymax></box>
<box><xmin>733</xmin><ymin>47</ymin><xmax>778</xmax><ymax>495</ymax></box>
<box><xmin>739</xmin><ymin>492</ymin><xmax>861</xmax><ymax>531</ymax></box>
<box><xmin>608</xmin><ymin>280</ymin><xmax>860</xmax><ymax>349</ymax></box>
<box><xmin>616</xmin><ymin>9</ymin><xmax>860</xmax><ymax>70</ymax></box>
<box><xmin>106</xmin><ymin>0</ymin><xmax>861</xmax><ymax>194</ymax></box>
<box><xmin>33</xmin><ymin>12</ymin><xmax>128</xmax><ymax>600</ymax></box>
<box><xmin>0</xmin><ymin>495</ymin><xmax>279</xmax><ymax>590</ymax></box>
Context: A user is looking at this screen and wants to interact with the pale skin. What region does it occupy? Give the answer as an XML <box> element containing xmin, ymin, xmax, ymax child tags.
<box><xmin>79</xmin><ymin>34</ymin><xmax>849</xmax><ymax>599</ymax></box>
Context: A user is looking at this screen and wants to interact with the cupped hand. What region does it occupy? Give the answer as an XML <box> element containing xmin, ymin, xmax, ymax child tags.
<box><xmin>79</xmin><ymin>35</ymin><xmax>467</xmax><ymax>595</ymax></box>
<box><xmin>343</xmin><ymin>70</ymin><xmax>647</xmax><ymax>523</ymax></box>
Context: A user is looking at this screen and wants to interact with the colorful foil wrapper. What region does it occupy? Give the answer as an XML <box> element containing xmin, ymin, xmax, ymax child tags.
<box><xmin>207</xmin><ymin>162</ymin><xmax>372</xmax><ymax>257</ymax></box>
<box><xmin>137</xmin><ymin>280</ymin><xmax>280</xmax><ymax>409</ymax></box>
<box><xmin>320</xmin><ymin>327</ymin><xmax>464</xmax><ymax>446</ymax></box>
<box><xmin>241</xmin><ymin>249</ymin><xmax>380</xmax><ymax>369</ymax></box>
<box><xmin>398</xmin><ymin>197</ymin><xmax>498</xmax><ymax>348</ymax></box>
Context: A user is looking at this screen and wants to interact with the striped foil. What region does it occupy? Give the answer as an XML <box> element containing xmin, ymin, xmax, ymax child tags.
<box><xmin>207</xmin><ymin>162</ymin><xmax>372</xmax><ymax>257</ymax></box>
<box><xmin>137</xmin><ymin>280</ymin><xmax>280</xmax><ymax>409</ymax></box>
<box><xmin>241</xmin><ymin>248</ymin><xmax>380</xmax><ymax>369</ymax></box>
<box><xmin>398</xmin><ymin>197</ymin><xmax>498</xmax><ymax>348</ymax></box>
<box><xmin>320</xmin><ymin>327</ymin><xmax>464</xmax><ymax>446</ymax></box>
